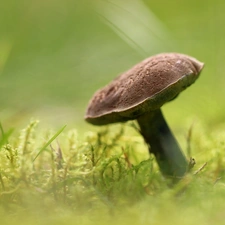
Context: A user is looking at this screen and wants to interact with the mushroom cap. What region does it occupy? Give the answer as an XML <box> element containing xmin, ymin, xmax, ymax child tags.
<box><xmin>85</xmin><ymin>53</ymin><xmax>204</xmax><ymax>125</ymax></box>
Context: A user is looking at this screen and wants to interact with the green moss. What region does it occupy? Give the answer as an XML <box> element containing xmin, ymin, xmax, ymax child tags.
<box><xmin>0</xmin><ymin>120</ymin><xmax>225</xmax><ymax>224</ymax></box>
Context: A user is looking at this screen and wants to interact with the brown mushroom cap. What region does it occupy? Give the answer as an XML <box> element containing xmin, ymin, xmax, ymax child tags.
<box><xmin>85</xmin><ymin>53</ymin><xmax>204</xmax><ymax>125</ymax></box>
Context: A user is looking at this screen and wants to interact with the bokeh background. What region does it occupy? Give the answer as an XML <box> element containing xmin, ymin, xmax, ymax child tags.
<box><xmin>0</xmin><ymin>0</ymin><xmax>224</xmax><ymax>132</ymax></box>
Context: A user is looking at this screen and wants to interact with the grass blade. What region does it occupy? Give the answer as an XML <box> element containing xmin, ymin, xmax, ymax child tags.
<box><xmin>33</xmin><ymin>125</ymin><xmax>66</xmax><ymax>162</ymax></box>
<box><xmin>95</xmin><ymin>0</ymin><xmax>173</xmax><ymax>55</ymax></box>
<box><xmin>0</xmin><ymin>122</ymin><xmax>14</xmax><ymax>149</ymax></box>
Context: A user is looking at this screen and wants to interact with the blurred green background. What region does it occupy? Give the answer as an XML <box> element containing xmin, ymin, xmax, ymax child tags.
<box><xmin>0</xmin><ymin>0</ymin><xmax>224</xmax><ymax>131</ymax></box>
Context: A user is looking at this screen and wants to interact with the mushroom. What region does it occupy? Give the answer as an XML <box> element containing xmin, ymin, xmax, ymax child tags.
<box><xmin>85</xmin><ymin>53</ymin><xmax>204</xmax><ymax>180</ymax></box>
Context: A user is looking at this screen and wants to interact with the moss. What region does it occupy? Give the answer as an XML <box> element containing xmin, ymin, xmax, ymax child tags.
<box><xmin>0</xmin><ymin>120</ymin><xmax>225</xmax><ymax>224</ymax></box>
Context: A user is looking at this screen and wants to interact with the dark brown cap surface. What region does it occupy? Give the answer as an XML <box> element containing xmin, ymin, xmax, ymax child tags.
<box><xmin>85</xmin><ymin>53</ymin><xmax>204</xmax><ymax>125</ymax></box>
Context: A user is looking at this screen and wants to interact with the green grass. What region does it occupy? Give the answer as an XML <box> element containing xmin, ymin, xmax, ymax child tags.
<box><xmin>1</xmin><ymin>120</ymin><xmax>225</xmax><ymax>225</ymax></box>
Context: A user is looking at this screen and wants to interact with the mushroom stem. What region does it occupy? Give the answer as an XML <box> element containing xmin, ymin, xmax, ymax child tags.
<box><xmin>137</xmin><ymin>109</ymin><xmax>188</xmax><ymax>179</ymax></box>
